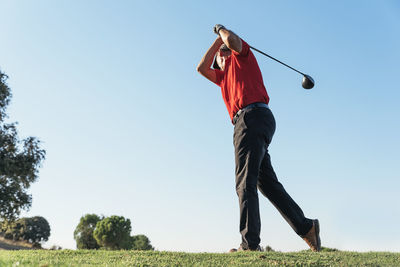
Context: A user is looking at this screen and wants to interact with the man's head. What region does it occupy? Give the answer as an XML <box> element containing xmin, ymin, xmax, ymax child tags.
<box><xmin>213</xmin><ymin>44</ymin><xmax>231</xmax><ymax>71</ymax></box>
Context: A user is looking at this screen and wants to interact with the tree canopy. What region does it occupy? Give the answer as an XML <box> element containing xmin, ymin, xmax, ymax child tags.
<box><xmin>93</xmin><ymin>215</ymin><xmax>132</xmax><ymax>250</ymax></box>
<box><xmin>74</xmin><ymin>214</ymin><xmax>154</xmax><ymax>250</ymax></box>
<box><xmin>74</xmin><ymin>214</ymin><xmax>102</xmax><ymax>249</ymax></box>
<box><xmin>0</xmin><ymin>70</ymin><xmax>45</xmax><ymax>220</ymax></box>
<box><xmin>1</xmin><ymin>216</ymin><xmax>50</xmax><ymax>245</ymax></box>
<box><xmin>131</xmin><ymin>234</ymin><xmax>154</xmax><ymax>250</ymax></box>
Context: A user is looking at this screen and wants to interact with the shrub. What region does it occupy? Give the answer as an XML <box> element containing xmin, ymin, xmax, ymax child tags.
<box><xmin>265</xmin><ymin>245</ymin><xmax>275</xmax><ymax>252</ymax></box>
<box><xmin>130</xmin><ymin>234</ymin><xmax>154</xmax><ymax>250</ymax></box>
<box><xmin>49</xmin><ymin>245</ymin><xmax>62</xmax><ymax>250</ymax></box>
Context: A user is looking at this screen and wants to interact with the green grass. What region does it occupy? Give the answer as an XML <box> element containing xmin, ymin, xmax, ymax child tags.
<box><xmin>0</xmin><ymin>249</ymin><xmax>399</xmax><ymax>267</ymax></box>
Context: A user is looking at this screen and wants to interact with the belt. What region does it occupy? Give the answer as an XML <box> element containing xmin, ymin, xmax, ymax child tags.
<box><xmin>232</xmin><ymin>102</ymin><xmax>269</xmax><ymax>124</ymax></box>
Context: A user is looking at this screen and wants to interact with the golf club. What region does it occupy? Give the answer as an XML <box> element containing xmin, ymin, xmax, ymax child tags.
<box><xmin>249</xmin><ymin>45</ymin><xmax>315</xmax><ymax>89</ymax></box>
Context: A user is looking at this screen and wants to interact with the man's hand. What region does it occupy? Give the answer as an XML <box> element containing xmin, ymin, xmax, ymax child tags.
<box><xmin>213</xmin><ymin>24</ymin><xmax>226</xmax><ymax>35</ymax></box>
<box><xmin>214</xmin><ymin>25</ymin><xmax>242</xmax><ymax>54</ymax></box>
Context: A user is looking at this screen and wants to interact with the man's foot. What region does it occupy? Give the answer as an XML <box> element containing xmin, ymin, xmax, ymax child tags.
<box><xmin>229</xmin><ymin>245</ymin><xmax>263</xmax><ymax>252</ymax></box>
<box><xmin>301</xmin><ymin>219</ymin><xmax>321</xmax><ymax>252</ymax></box>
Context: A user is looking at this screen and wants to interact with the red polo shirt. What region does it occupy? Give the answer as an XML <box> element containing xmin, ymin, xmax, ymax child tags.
<box><xmin>214</xmin><ymin>39</ymin><xmax>269</xmax><ymax>122</ymax></box>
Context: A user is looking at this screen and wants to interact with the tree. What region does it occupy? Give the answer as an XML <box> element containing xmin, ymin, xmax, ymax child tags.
<box><xmin>18</xmin><ymin>216</ymin><xmax>50</xmax><ymax>244</ymax></box>
<box><xmin>93</xmin><ymin>215</ymin><xmax>131</xmax><ymax>250</ymax></box>
<box><xmin>0</xmin><ymin>218</ymin><xmax>19</xmax><ymax>240</ymax></box>
<box><xmin>0</xmin><ymin>216</ymin><xmax>50</xmax><ymax>245</ymax></box>
<box><xmin>0</xmin><ymin>70</ymin><xmax>46</xmax><ymax>220</ymax></box>
<box><xmin>130</xmin><ymin>234</ymin><xmax>154</xmax><ymax>250</ymax></box>
<box><xmin>74</xmin><ymin>214</ymin><xmax>102</xmax><ymax>249</ymax></box>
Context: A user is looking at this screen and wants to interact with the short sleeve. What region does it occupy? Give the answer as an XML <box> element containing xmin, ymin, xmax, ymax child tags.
<box><xmin>213</xmin><ymin>69</ymin><xmax>225</xmax><ymax>86</ymax></box>
<box><xmin>232</xmin><ymin>39</ymin><xmax>249</xmax><ymax>57</ymax></box>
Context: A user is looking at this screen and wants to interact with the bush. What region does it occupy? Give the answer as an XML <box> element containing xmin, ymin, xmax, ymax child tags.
<box><xmin>321</xmin><ymin>246</ymin><xmax>340</xmax><ymax>252</ymax></box>
<box><xmin>93</xmin><ymin>215</ymin><xmax>132</xmax><ymax>250</ymax></box>
<box><xmin>49</xmin><ymin>245</ymin><xmax>63</xmax><ymax>250</ymax></box>
<box><xmin>130</xmin><ymin>235</ymin><xmax>154</xmax><ymax>250</ymax></box>
<box><xmin>74</xmin><ymin>214</ymin><xmax>102</xmax><ymax>249</ymax></box>
<box><xmin>265</xmin><ymin>245</ymin><xmax>274</xmax><ymax>252</ymax></box>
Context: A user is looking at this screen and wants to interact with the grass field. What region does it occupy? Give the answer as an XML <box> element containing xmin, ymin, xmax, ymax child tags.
<box><xmin>1</xmin><ymin>249</ymin><xmax>400</xmax><ymax>267</ymax></box>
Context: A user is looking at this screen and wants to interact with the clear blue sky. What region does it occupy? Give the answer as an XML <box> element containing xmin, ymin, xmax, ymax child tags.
<box><xmin>1</xmin><ymin>0</ymin><xmax>399</xmax><ymax>252</ymax></box>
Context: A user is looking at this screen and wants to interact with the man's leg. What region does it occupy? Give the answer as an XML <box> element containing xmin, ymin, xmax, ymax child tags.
<box><xmin>257</xmin><ymin>151</ymin><xmax>313</xmax><ymax>236</ymax></box>
<box><xmin>233</xmin><ymin>109</ymin><xmax>268</xmax><ymax>250</ymax></box>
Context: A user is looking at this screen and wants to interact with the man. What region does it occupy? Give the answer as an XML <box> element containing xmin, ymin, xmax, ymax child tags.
<box><xmin>196</xmin><ymin>24</ymin><xmax>321</xmax><ymax>252</ymax></box>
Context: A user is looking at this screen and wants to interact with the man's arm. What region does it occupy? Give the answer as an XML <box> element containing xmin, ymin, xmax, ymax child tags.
<box><xmin>196</xmin><ymin>37</ymin><xmax>224</xmax><ymax>83</ymax></box>
<box><xmin>214</xmin><ymin>24</ymin><xmax>242</xmax><ymax>54</ymax></box>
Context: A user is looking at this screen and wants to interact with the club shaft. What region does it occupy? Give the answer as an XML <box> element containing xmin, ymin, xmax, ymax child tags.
<box><xmin>249</xmin><ymin>45</ymin><xmax>305</xmax><ymax>76</ymax></box>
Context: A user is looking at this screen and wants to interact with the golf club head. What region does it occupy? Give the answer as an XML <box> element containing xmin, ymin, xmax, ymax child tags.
<box><xmin>302</xmin><ymin>75</ymin><xmax>314</xmax><ymax>89</ymax></box>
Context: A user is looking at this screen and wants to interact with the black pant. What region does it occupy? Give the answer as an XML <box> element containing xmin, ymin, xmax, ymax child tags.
<box><xmin>233</xmin><ymin>106</ymin><xmax>312</xmax><ymax>250</ymax></box>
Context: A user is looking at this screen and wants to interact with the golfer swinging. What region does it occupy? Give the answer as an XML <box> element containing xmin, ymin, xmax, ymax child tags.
<box><xmin>197</xmin><ymin>24</ymin><xmax>321</xmax><ymax>252</ymax></box>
